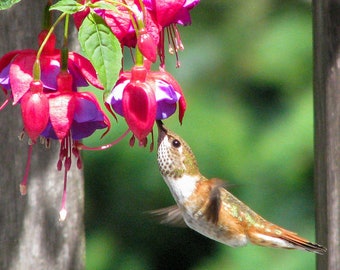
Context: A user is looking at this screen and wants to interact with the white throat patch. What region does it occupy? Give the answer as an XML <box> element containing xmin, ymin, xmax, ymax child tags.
<box><xmin>163</xmin><ymin>174</ymin><xmax>199</xmax><ymax>205</ymax></box>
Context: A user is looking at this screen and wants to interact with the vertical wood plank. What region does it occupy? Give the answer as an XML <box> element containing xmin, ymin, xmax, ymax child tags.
<box><xmin>0</xmin><ymin>1</ymin><xmax>85</xmax><ymax>269</ymax></box>
<box><xmin>313</xmin><ymin>0</ymin><xmax>340</xmax><ymax>269</ymax></box>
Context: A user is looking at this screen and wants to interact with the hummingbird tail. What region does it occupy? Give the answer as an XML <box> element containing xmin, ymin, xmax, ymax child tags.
<box><xmin>249</xmin><ymin>228</ymin><xmax>327</xmax><ymax>254</ymax></box>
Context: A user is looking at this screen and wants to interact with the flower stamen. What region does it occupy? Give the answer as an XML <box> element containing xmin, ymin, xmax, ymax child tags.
<box><xmin>166</xmin><ymin>25</ymin><xmax>182</xmax><ymax>68</ymax></box>
<box><xmin>0</xmin><ymin>89</ymin><xmax>10</xmax><ymax>110</ymax></box>
<box><xmin>20</xmin><ymin>144</ymin><xmax>34</xmax><ymax>196</ymax></box>
<box><xmin>59</xmin><ymin>165</ymin><xmax>68</xmax><ymax>222</ymax></box>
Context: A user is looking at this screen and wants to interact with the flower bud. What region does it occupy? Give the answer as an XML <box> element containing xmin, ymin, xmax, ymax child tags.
<box><xmin>20</xmin><ymin>80</ymin><xmax>49</xmax><ymax>143</ymax></box>
<box><xmin>137</xmin><ymin>28</ymin><xmax>157</xmax><ymax>63</ymax></box>
<box><xmin>38</xmin><ymin>30</ymin><xmax>56</xmax><ymax>54</ymax></box>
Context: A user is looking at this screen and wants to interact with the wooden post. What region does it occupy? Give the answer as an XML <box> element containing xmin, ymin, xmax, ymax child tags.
<box><xmin>313</xmin><ymin>1</ymin><xmax>340</xmax><ymax>269</ymax></box>
<box><xmin>0</xmin><ymin>1</ymin><xmax>85</xmax><ymax>269</ymax></box>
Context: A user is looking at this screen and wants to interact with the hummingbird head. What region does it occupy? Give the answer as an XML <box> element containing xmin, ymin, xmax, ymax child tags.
<box><xmin>156</xmin><ymin>120</ymin><xmax>200</xmax><ymax>179</ymax></box>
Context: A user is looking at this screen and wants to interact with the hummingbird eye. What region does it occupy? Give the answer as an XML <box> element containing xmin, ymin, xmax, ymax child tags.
<box><xmin>172</xmin><ymin>139</ymin><xmax>181</xmax><ymax>148</ymax></box>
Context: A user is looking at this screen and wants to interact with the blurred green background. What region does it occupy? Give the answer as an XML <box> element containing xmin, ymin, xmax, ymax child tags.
<box><xmin>83</xmin><ymin>0</ymin><xmax>316</xmax><ymax>269</ymax></box>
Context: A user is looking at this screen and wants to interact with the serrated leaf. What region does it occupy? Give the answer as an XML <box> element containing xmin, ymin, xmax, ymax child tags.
<box><xmin>50</xmin><ymin>0</ymin><xmax>83</xmax><ymax>14</ymax></box>
<box><xmin>78</xmin><ymin>13</ymin><xmax>122</xmax><ymax>95</ymax></box>
<box><xmin>0</xmin><ymin>0</ymin><xmax>21</xmax><ymax>10</ymax></box>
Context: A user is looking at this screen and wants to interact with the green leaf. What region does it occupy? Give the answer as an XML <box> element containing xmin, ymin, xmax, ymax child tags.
<box><xmin>78</xmin><ymin>13</ymin><xmax>122</xmax><ymax>95</ymax></box>
<box><xmin>50</xmin><ymin>0</ymin><xmax>83</xmax><ymax>14</ymax></box>
<box><xmin>91</xmin><ymin>1</ymin><xmax>118</xmax><ymax>12</ymax></box>
<box><xmin>0</xmin><ymin>0</ymin><xmax>21</xmax><ymax>10</ymax></box>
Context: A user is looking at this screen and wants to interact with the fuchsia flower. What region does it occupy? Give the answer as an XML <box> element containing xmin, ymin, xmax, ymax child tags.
<box><xmin>41</xmin><ymin>72</ymin><xmax>110</xmax><ymax>141</ymax></box>
<box><xmin>74</xmin><ymin>0</ymin><xmax>142</xmax><ymax>48</ymax></box>
<box><xmin>106</xmin><ymin>62</ymin><xmax>186</xmax><ymax>145</ymax></box>
<box><xmin>143</xmin><ymin>0</ymin><xmax>199</xmax><ymax>27</ymax></box>
<box><xmin>0</xmin><ymin>29</ymin><xmax>106</xmax><ymax>146</ymax></box>
<box><xmin>0</xmin><ymin>30</ymin><xmax>102</xmax><ymax>105</ymax></box>
<box><xmin>41</xmin><ymin>71</ymin><xmax>109</xmax><ymax>220</ymax></box>
<box><xmin>0</xmin><ymin>29</ymin><xmax>109</xmax><ymax>220</ymax></box>
<box><xmin>143</xmin><ymin>0</ymin><xmax>200</xmax><ymax>66</ymax></box>
<box><xmin>73</xmin><ymin>0</ymin><xmax>199</xmax><ymax>64</ymax></box>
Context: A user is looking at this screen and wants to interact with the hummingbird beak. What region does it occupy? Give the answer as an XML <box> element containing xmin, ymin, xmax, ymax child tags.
<box><xmin>156</xmin><ymin>120</ymin><xmax>167</xmax><ymax>132</ymax></box>
<box><xmin>156</xmin><ymin>120</ymin><xmax>168</xmax><ymax>147</ymax></box>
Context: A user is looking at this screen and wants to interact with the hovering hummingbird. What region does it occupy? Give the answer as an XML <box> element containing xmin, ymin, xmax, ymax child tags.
<box><xmin>152</xmin><ymin>120</ymin><xmax>326</xmax><ymax>254</ymax></box>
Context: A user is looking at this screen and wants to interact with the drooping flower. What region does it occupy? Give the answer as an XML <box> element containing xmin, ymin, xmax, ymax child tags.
<box><xmin>143</xmin><ymin>0</ymin><xmax>200</xmax><ymax>66</ymax></box>
<box><xmin>74</xmin><ymin>0</ymin><xmax>142</xmax><ymax>48</ymax></box>
<box><xmin>143</xmin><ymin>0</ymin><xmax>199</xmax><ymax>27</ymax></box>
<box><xmin>0</xmin><ymin>30</ymin><xmax>102</xmax><ymax>105</ymax></box>
<box><xmin>17</xmin><ymin>70</ymin><xmax>109</xmax><ymax>220</ymax></box>
<box><xmin>41</xmin><ymin>77</ymin><xmax>110</xmax><ymax>141</ymax></box>
<box><xmin>39</xmin><ymin>71</ymin><xmax>110</xmax><ymax>220</ymax></box>
<box><xmin>106</xmin><ymin>63</ymin><xmax>186</xmax><ymax>144</ymax></box>
<box><xmin>73</xmin><ymin>0</ymin><xmax>199</xmax><ymax>66</ymax></box>
<box><xmin>137</xmin><ymin>28</ymin><xmax>158</xmax><ymax>63</ymax></box>
<box><xmin>122</xmin><ymin>66</ymin><xmax>157</xmax><ymax>142</ymax></box>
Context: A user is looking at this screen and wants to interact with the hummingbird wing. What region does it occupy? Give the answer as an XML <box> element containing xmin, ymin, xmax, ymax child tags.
<box><xmin>204</xmin><ymin>178</ymin><xmax>227</xmax><ymax>224</ymax></box>
<box><xmin>148</xmin><ymin>205</ymin><xmax>187</xmax><ymax>227</ymax></box>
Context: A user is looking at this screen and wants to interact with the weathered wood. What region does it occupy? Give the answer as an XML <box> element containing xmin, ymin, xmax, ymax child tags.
<box><xmin>0</xmin><ymin>1</ymin><xmax>85</xmax><ymax>269</ymax></box>
<box><xmin>313</xmin><ymin>1</ymin><xmax>340</xmax><ymax>269</ymax></box>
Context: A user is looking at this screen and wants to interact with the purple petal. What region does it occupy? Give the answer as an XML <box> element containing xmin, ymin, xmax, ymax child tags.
<box><xmin>71</xmin><ymin>121</ymin><xmax>107</xmax><ymax>140</ymax></box>
<box><xmin>40</xmin><ymin>59</ymin><xmax>60</xmax><ymax>90</ymax></box>
<box><xmin>41</xmin><ymin>122</ymin><xmax>58</xmax><ymax>140</ymax></box>
<box><xmin>106</xmin><ymin>80</ymin><xmax>127</xmax><ymax>116</ymax></box>
<box><xmin>73</xmin><ymin>96</ymin><xmax>106</xmax><ymax>123</ymax></box>
<box><xmin>68</xmin><ymin>60</ymin><xmax>90</xmax><ymax>88</ymax></box>
<box><xmin>184</xmin><ymin>0</ymin><xmax>200</xmax><ymax>9</ymax></box>
<box><xmin>0</xmin><ymin>64</ymin><xmax>11</xmax><ymax>90</ymax></box>
<box><xmin>71</xmin><ymin>95</ymin><xmax>107</xmax><ymax>139</ymax></box>
<box><xmin>42</xmin><ymin>60</ymin><xmax>59</xmax><ymax>89</ymax></box>
<box><xmin>155</xmin><ymin>80</ymin><xmax>181</xmax><ymax>119</ymax></box>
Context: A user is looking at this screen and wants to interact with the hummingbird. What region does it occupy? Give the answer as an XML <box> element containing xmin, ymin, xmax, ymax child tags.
<box><xmin>153</xmin><ymin>120</ymin><xmax>326</xmax><ymax>254</ymax></box>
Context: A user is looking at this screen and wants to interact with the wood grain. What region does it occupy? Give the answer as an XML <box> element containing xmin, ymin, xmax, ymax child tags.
<box><xmin>313</xmin><ymin>1</ymin><xmax>340</xmax><ymax>269</ymax></box>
